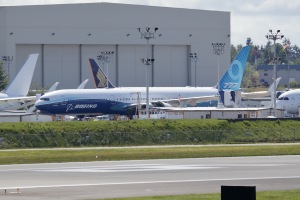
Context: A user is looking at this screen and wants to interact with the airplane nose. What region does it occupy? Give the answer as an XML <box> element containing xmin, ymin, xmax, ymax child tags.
<box><xmin>35</xmin><ymin>100</ymin><xmax>43</xmax><ymax>108</ymax></box>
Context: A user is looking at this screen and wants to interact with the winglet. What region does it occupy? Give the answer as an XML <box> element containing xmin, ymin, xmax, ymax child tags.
<box><xmin>3</xmin><ymin>54</ymin><xmax>39</xmax><ymax>97</ymax></box>
<box><xmin>77</xmin><ymin>79</ymin><xmax>89</xmax><ymax>89</ymax></box>
<box><xmin>268</xmin><ymin>77</ymin><xmax>282</xmax><ymax>94</ymax></box>
<box><xmin>88</xmin><ymin>58</ymin><xmax>115</xmax><ymax>88</ymax></box>
<box><xmin>48</xmin><ymin>82</ymin><xmax>60</xmax><ymax>92</ymax></box>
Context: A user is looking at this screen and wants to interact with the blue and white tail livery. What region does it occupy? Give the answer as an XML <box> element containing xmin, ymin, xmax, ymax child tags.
<box><xmin>219</xmin><ymin>45</ymin><xmax>250</xmax><ymax>91</ymax></box>
<box><xmin>88</xmin><ymin>59</ymin><xmax>115</xmax><ymax>88</ymax></box>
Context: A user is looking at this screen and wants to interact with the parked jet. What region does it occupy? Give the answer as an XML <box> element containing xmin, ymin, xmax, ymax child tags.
<box><xmin>0</xmin><ymin>54</ymin><xmax>39</xmax><ymax>111</ymax></box>
<box><xmin>276</xmin><ymin>89</ymin><xmax>300</xmax><ymax>115</ymax></box>
<box><xmin>35</xmin><ymin>44</ymin><xmax>250</xmax><ymax>116</ymax></box>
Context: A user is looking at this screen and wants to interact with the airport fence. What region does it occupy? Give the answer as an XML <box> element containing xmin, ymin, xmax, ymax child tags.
<box><xmin>0</xmin><ymin>128</ymin><xmax>299</xmax><ymax>149</ymax></box>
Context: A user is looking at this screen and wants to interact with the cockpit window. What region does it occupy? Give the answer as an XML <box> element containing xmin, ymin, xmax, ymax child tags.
<box><xmin>40</xmin><ymin>97</ymin><xmax>50</xmax><ymax>101</ymax></box>
<box><xmin>278</xmin><ymin>97</ymin><xmax>289</xmax><ymax>100</ymax></box>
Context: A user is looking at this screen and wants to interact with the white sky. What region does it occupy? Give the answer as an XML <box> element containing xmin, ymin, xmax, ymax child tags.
<box><xmin>1</xmin><ymin>0</ymin><xmax>300</xmax><ymax>47</ymax></box>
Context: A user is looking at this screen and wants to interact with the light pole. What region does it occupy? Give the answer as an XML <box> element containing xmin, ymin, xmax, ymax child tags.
<box><xmin>97</xmin><ymin>51</ymin><xmax>114</xmax><ymax>88</ymax></box>
<box><xmin>211</xmin><ymin>43</ymin><xmax>225</xmax><ymax>105</ymax></box>
<box><xmin>190</xmin><ymin>53</ymin><xmax>198</xmax><ymax>87</ymax></box>
<box><xmin>138</xmin><ymin>27</ymin><xmax>158</xmax><ymax>119</ymax></box>
<box><xmin>141</xmin><ymin>58</ymin><xmax>155</xmax><ymax>118</ymax></box>
<box><xmin>283</xmin><ymin>44</ymin><xmax>290</xmax><ymax>90</ymax></box>
<box><xmin>2</xmin><ymin>56</ymin><xmax>13</xmax><ymax>81</ymax></box>
<box><xmin>266</xmin><ymin>30</ymin><xmax>284</xmax><ymax>117</ymax></box>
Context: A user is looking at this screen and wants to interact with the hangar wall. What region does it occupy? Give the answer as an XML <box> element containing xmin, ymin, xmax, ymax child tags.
<box><xmin>0</xmin><ymin>3</ymin><xmax>231</xmax><ymax>89</ymax></box>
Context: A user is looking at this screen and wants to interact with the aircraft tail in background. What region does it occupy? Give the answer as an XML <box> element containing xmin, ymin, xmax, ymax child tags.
<box><xmin>2</xmin><ymin>54</ymin><xmax>39</xmax><ymax>97</ymax></box>
<box><xmin>88</xmin><ymin>58</ymin><xmax>115</xmax><ymax>88</ymax></box>
<box><xmin>48</xmin><ymin>82</ymin><xmax>60</xmax><ymax>92</ymax></box>
<box><xmin>219</xmin><ymin>44</ymin><xmax>251</xmax><ymax>91</ymax></box>
<box><xmin>77</xmin><ymin>79</ymin><xmax>89</xmax><ymax>89</ymax></box>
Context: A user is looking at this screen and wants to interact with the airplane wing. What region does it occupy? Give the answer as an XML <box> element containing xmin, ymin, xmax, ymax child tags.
<box><xmin>241</xmin><ymin>77</ymin><xmax>282</xmax><ymax>100</ymax></box>
<box><xmin>0</xmin><ymin>96</ymin><xmax>36</xmax><ymax>104</ymax></box>
<box><xmin>241</xmin><ymin>91</ymin><xmax>269</xmax><ymax>99</ymax></box>
<box><xmin>162</xmin><ymin>95</ymin><xmax>220</xmax><ymax>106</ymax></box>
<box><xmin>123</xmin><ymin>95</ymin><xmax>220</xmax><ymax>111</ymax></box>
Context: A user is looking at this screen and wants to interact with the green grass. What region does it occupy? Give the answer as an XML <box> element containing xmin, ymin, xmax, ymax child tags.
<box><xmin>0</xmin><ymin>144</ymin><xmax>299</xmax><ymax>165</ymax></box>
<box><xmin>0</xmin><ymin>119</ymin><xmax>300</xmax><ymax>149</ymax></box>
<box><xmin>103</xmin><ymin>189</ymin><xmax>300</xmax><ymax>200</ymax></box>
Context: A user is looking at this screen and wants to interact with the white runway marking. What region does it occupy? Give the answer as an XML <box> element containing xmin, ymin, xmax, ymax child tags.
<box><xmin>0</xmin><ymin>163</ymin><xmax>289</xmax><ymax>172</ymax></box>
<box><xmin>1</xmin><ymin>176</ymin><xmax>300</xmax><ymax>190</ymax></box>
<box><xmin>36</xmin><ymin>164</ymin><xmax>222</xmax><ymax>173</ymax></box>
<box><xmin>28</xmin><ymin>163</ymin><xmax>289</xmax><ymax>173</ymax></box>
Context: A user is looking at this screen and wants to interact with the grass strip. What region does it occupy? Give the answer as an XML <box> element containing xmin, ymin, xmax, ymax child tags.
<box><xmin>0</xmin><ymin>144</ymin><xmax>299</xmax><ymax>165</ymax></box>
<box><xmin>103</xmin><ymin>189</ymin><xmax>300</xmax><ymax>200</ymax></box>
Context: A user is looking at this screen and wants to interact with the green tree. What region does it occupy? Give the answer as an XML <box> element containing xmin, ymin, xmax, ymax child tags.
<box><xmin>290</xmin><ymin>80</ymin><xmax>298</xmax><ymax>88</ymax></box>
<box><xmin>230</xmin><ymin>44</ymin><xmax>238</xmax><ymax>62</ymax></box>
<box><xmin>232</xmin><ymin>38</ymin><xmax>300</xmax><ymax>88</ymax></box>
<box><xmin>0</xmin><ymin>62</ymin><xmax>8</xmax><ymax>91</ymax></box>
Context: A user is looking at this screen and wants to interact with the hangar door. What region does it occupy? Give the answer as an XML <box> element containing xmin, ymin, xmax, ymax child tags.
<box><xmin>16</xmin><ymin>44</ymin><xmax>80</xmax><ymax>90</ymax></box>
<box><xmin>118</xmin><ymin>45</ymin><xmax>188</xmax><ymax>87</ymax></box>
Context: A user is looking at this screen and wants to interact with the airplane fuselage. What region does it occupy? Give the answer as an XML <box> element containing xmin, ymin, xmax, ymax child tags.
<box><xmin>35</xmin><ymin>87</ymin><xmax>218</xmax><ymax>115</ymax></box>
<box><xmin>277</xmin><ymin>89</ymin><xmax>300</xmax><ymax>114</ymax></box>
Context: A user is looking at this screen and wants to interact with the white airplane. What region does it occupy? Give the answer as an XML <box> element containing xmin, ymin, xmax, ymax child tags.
<box><xmin>0</xmin><ymin>54</ymin><xmax>39</xmax><ymax>111</ymax></box>
<box><xmin>35</xmin><ymin>44</ymin><xmax>251</xmax><ymax>116</ymax></box>
<box><xmin>276</xmin><ymin>89</ymin><xmax>300</xmax><ymax>115</ymax></box>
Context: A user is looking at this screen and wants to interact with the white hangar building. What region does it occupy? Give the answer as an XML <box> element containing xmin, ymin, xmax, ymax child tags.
<box><xmin>0</xmin><ymin>3</ymin><xmax>231</xmax><ymax>89</ymax></box>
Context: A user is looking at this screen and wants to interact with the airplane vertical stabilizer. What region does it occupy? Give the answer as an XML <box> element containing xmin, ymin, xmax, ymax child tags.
<box><xmin>88</xmin><ymin>58</ymin><xmax>115</xmax><ymax>88</ymax></box>
<box><xmin>3</xmin><ymin>54</ymin><xmax>39</xmax><ymax>97</ymax></box>
<box><xmin>219</xmin><ymin>45</ymin><xmax>250</xmax><ymax>91</ymax></box>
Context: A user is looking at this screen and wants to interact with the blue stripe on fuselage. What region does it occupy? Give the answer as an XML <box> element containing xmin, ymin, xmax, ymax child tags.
<box><xmin>36</xmin><ymin>99</ymin><xmax>130</xmax><ymax>115</ymax></box>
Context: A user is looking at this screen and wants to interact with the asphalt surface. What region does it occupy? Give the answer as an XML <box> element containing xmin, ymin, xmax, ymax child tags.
<box><xmin>0</xmin><ymin>155</ymin><xmax>299</xmax><ymax>199</ymax></box>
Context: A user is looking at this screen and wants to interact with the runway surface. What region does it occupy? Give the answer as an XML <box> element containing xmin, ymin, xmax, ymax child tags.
<box><xmin>0</xmin><ymin>155</ymin><xmax>299</xmax><ymax>199</ymax></box>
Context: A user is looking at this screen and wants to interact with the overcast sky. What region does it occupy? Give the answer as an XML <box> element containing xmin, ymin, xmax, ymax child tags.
<box><xmin>1</xmin><ymin>0</ymin><xmax>299</xmax><ymax>47</ymax></box>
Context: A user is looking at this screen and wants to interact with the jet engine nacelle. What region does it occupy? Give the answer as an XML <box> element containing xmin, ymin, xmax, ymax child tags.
<box><xmin>141</xmin><ymin>101</ymin><xmax>172</xmax><ymax>108</ymax></box>
<box><xmin>151</xmin><ymin>101</ymin><xmax>172</xmax><ymax>107</ymax></box>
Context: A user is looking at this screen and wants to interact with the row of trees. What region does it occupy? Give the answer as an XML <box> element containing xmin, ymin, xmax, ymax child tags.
<box><xmin>231</xmin><ymin>38</ymin><xmax>300</xmax><ymax>88</ymax></box>
<box><xmin>0</xmin><ymin>62</ymin><xmax>7</xmax><ymax>91</ymax></box>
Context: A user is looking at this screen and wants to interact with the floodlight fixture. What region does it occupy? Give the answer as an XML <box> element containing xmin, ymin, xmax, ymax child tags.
<box><xmin>137</xmin><ymin>27</ymin><xmax>159</xmax><ymax>119</ymax></box>
<box><xmin>265</xmin><ymin>29</ymin><xmax>284</xmax><ymax>117</ymax></box>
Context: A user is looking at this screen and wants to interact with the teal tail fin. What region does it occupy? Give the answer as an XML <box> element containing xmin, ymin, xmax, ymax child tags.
<box><xmin>219</xmin><ymin>44</ymin><xmax>251</xmax><ymax>91</ymax></box>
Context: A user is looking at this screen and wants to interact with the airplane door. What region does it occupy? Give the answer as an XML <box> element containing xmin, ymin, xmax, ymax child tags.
<box><xmin>290</xmin><ymin>95</ymin><xmax>296</xmax><ymax>113</ymax></box>
<box><xmin>111</xmin><ymin>95</ymin><xmax>117</xmax><ymax>104</ymax></box>
<box><xmin>61</xmin><ymin>96</ymin><xmax>66</xmax><ymax>105</ymax></box>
